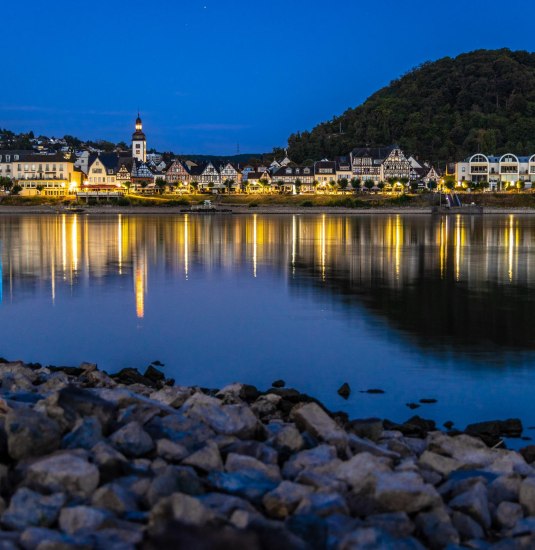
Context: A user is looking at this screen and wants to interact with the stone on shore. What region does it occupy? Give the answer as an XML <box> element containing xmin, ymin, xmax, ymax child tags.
<box><xmin>1</xmin><ymin>488</ymin><xmax>65</xmax><ymax>530</ymax></box>
<box><xmin>109</xmin><ymin>421</ymin><xmax>154</xmax><ymax>457</ymax></box>
<box><xmin>58</xmin><ymin>505</ymin><xmax>111</xmax><ymax>535</ymax></box>
<box><xmin>292</xmin><ymin>402</ymin><xmax>348</xmax><ymax>451</ymax></box>
<box><xmin>5</xmin><ymin>408</ymin><xmax>61</xmax><ymax>460</ymax></box>
<box><xmin>25</xmin><ymin>452</ymin><xmax>99</xmax><ymax>498</ymax></box>
<box><xmin>262</xmin><ymin>481</ymin><xmax>313</xmax><ymax>518</ymax></box>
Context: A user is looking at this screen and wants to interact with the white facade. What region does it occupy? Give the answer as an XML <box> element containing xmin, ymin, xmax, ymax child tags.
<box><xmin>456</xmin><ymin>153</ymin><xmax>535</xmax><ymax>190</ymax></box>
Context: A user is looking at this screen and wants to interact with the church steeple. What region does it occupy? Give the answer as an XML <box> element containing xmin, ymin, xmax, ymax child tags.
<box><xmin>132</xmin><ymin>113</ymin><xmax>147</xmax><ymax>162</ymax></box>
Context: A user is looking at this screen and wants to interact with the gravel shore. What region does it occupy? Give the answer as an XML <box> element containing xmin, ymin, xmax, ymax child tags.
<box><xmin>0</xmin><ymin>359</ymin><xmax>534</xmax><ymax>549</ymax></box>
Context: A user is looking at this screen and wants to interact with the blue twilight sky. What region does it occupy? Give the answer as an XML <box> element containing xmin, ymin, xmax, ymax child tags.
<box><xmin>0</xmin><ymin>0</ymin><xmax>533</xmax><ymax>155</ymax></box>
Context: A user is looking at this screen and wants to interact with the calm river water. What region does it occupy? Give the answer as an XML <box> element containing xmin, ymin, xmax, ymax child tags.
<box><xmin>1</xmin><ymin>213</ymin><xmax>535</xmax><ymax>435</ymax></box>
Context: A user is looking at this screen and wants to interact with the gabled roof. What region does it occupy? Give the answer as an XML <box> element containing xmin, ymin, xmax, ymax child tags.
<box><xmin>350</xmin><ymin>145</ymin><xmax>396</xmax><ymax>161</ymax></box>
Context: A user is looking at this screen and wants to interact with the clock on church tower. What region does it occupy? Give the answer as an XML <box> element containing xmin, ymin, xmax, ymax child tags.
<box><xmin>132</xmin><ymin>114</ymin><xmax>147</xmax><ymax>162</ymax></box>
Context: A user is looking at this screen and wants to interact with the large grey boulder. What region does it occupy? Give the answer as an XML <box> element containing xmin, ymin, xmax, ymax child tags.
<box><xmin>282</xmin><ymin>444</ymin><xmax>338</xmax><ymax>479</ymax></box>
<box><xmin>62</xmin><ymin>416</ymin><xmax>102</xmax><ymax>450</ymax></box>
<box><xmin>91</xmin><ymin>482</ymin><xmax>138</xmax><ymax>515</ymax></box>
<box><xmin>26</xmin><ymin>452</ymin><xmax>99</xmax><ymax>498</ymax></box>
<box><xmin>109</xmin><ymin>421</ymin><xmax>154</xmax><ymax>457</ymax></box>
<box><xmin>58</xmin><ymin>505</ymin><xmax>111</xmax><ymax>535</ymax></box>
<box><xmin>155</xmin><ymin>438</ymin><xmax>189</xmax><ymax>462</ymax></box>
<box><xmin>2</xmin><ymin>488</ymin><xmax>65</xmax><ymax>530</ymax></box>
<box><xmin>5</xmin><ymin>408</ymin><xmax>61</xmax><ymax>460</ymax></box>
<box><xmin>182</xmin><ymin>393</ymin><xmax>258</xmax><ymax>439</ymax></box>
<box><xmin>292</xmin><ymin>402</ymin><xmax>348</xmax><ymax>451</ymax></box>
<box><xmin>226</xmin><ymin>453</ymin><xmax>281</xmax><ymax>482</ymax></box>
<box><xmin>262</xmin><ymin>481</ymin><xmax>313</xmax><ymax>518</ymax></box>
<box><xmin>373</xmin><ymin>472</ymin><xmax>441</xmax><ymax>514</ymax></box>
<box><xmin>414</xmin><ymin>506</ymin><xmax>460</xmax><ymax>548</ymax></box>
<box><xmin>520</xmin><ymin>477</ymin><xmax>535</xmax><ymax>516</ymax></box>
<box><xmin>335</xmin><ymin>452</ymin><xmax>391</xmax><ymax>492</ymax></box>
<box><xmin>418</xmin><ymin>450</ymin><xmax>462</xmax><ymax>477</ymax></box>
<box><xmin>449</xmin><ymin>481</ymin><xmax>491</xmax><ymax>529</ymax></box>
<box><xmin>183</xmin><ymin>441</ymin><xmax>223</xmax><ymax>472</ymax></box>
<box><xmin>495</xmin><ymin>501</ymin><xmax>523</xmax><ymax>530</ymax></box>
<box><xmin>148</xmin><ymin>492</ymin><xmax>215</xmax><ymax>534</ymax></box>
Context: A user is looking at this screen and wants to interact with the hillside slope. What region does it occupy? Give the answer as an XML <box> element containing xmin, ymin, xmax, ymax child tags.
<box><xmin>286</xmin><ymin>49</ymin><xmax>535</xmax><ymax>164</ymax></box>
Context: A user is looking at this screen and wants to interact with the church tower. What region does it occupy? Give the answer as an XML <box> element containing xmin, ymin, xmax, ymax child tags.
<box><xmin>132</xmin><ymin>113</ymin><xmax>147</xmax><ymax>162</ymax></box>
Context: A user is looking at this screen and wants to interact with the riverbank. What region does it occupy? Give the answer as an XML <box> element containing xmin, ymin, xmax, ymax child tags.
<box><xmin>1</xmin><ymin>191</ymin><xmax>535</xmax><ymax>215</ymax></box>
<box><xmin>0</xmin><ymin>359</ymin><xmax>534</xmax><ymax>548</ymax></box>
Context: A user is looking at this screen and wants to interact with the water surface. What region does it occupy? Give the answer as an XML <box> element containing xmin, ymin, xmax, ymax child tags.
<box><xmin>1</xmin><ymin>213</ymin><xmax>535</xmax><ymax>436</ymax></box>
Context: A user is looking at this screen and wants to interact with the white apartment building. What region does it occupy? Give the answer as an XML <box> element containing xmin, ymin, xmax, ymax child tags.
<box><xmin>456</xmin><ymin>153</ymin><xmax>535</xmax><ymax>190</ymax></box>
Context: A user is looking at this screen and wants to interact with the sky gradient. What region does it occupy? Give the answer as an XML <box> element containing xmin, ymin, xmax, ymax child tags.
<box><xmin>1</xmin><ymin>0</ymin><xmax>533</xmax><ymax>155</ymax></box>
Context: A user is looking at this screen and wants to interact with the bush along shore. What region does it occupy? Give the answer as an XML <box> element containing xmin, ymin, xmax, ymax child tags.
<box><xmin>0</xmin><ymin>362</ymin><xmax>534</xmax><ymax>549</ymax></box>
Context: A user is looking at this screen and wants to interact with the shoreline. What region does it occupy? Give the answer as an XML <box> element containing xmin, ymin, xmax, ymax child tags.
<box><xmin>0</xmin><ymin>359</ymin><xmax>534</xmax><ymax>548</ymax></box>
<box><xmin>0</xmin><ymin>204</ymin><xmax>535</xmax><ymax>215</ymax></box>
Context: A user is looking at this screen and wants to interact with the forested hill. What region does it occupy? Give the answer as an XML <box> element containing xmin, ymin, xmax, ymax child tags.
<box><xmin>285</xmin><ymin>49</ymin><xmax>535</xmax><ymax>164</ymax></box>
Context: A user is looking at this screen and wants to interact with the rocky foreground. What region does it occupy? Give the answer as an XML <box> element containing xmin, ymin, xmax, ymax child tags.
<box><xmin>0</xmin><ymin>361</ymin><xmax>534</xmax><ymax>549</ymax></box>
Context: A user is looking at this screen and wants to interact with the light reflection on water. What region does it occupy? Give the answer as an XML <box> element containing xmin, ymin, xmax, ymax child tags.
<box><xmin>2</xmin><ymin>213</ymin><xmax>535</xmax><ymax>435</ymax></box>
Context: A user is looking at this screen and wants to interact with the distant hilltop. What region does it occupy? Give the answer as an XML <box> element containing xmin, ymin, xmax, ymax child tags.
<box><xmin>284</xmin><ymin>49</ymin><xmax>535</xmax><ymax>165</ymax></box>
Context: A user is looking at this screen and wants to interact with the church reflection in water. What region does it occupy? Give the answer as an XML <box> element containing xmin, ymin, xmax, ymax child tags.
<box><xmin>1</xmin><ymin>213</ymin><xmax>535</xmax><ymax>353</ymax></box>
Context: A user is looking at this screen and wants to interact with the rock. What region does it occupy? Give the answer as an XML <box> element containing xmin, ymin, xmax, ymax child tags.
<box><xmin>282</xmin><ymin>444</ymin><xmax>338</xmax><ymax>479</ymax></box>
<box><xmin>348</xmin><ymin>434</ymin><xmax>400</xmax><ymax>459</ymax></box>
<box><xmin>488</xmin><ymin>474</ymin><xmax>522</xmax><ymax>505</ymax></box>
<box><xmin>226</xmin><ymin>453</ymin><xmax>280</xmax><ymax>482</ymax></box>
<box><xmin>418</xmin><ymin>450</ymin><xmax>462</xmax><ymax>477</ymax></box>
<box><xmin>148</xmin><ymin>493</ymin><xmax>215</xmax><ymax>534</ymax></box>
<box><xmin>57</xmin><ymin>386</ymin><xmax>116</xmax><ymax>431</ymax></box>
<box><xmin>144</xmin><ymin>365</ymin><xmax>165</xmax><ymax>386</ymax></box>
<box><xmin>348</xmin><ymin>418</ymin><xmax>383</xmax><ymax>442</ymax></box>
<box><xmin>373</xmin><ymin>472</ymin><xmax>441</xmax><ymax>513</ymax></box>
<box><xmin>444</xmin><ymin>421</ymin><xmax>454</xmax><ymax>430</ymax></box>
<box><xmin>495</xmin><ymin>501</ymin><xmax>523</xmax><ymax>530</ymax></box>
<box><xmin>340</xmin><ymin>527</ymin><xmax>424</xmax><ymax>550</ymax></box>
<box><xmin>451</xmin><ymin>510</ymin><xmax>485</xmax><ymax>541</ymax></box>
<box><xmin>208</xmin><ymin>470</ymin><xmax>278</xmax><ymax>503</ymax></box>
<box><xmin>251</xmin><ymin>395</ymin><xmax>280</xmax><ymax>418</ymax></box>
<box><xmin>272</xmin><ymin>380</ymin><xmax>285</xmax><ymax>388</ymax></box>
<box><xmin>156</xmin><ymin>438</ymin><xmax>189</xmax><ymax>462</ymax></box>
<box><xmin>295</xmin><ymin>492</ymin><xmax>349</xmax><ymax>517</ymax></box>
<box><xmin>92</xmin><ymin>482</ymin><xmax>138</xmax><ymax>515</ymax></box>
<box><xmin>519</xmin><ymin>477</ymin><xmax>535</xmax><ymax>515</ymax></box>
<box><xmin>449</xmin><ymin>481</ymin><xmax>491</xmax><ymax>529</ymax></box>
<box><xmin>111</xmin><ymin>367</ymin><xmax>157</xmax><ymax>388</ymax></box>
<box><xmin>91</xmin><ymin>441</ymin><xmax>127</xmax><ymax>482</ymax></box>
<box><xmin>415</xmin><ymin>506</ymin><xmax>460</xmax><ymax>548</ymax></box>
<box><xmin>337</xmin><ymin>383</ymin><xmax>351</xmax><ymax>399</ymax></box>
<box><xmin>109</xmin><ymin>421</ymin><xmax>154</xmax><ymax>457</ymax></box>
<box><xmin>520</xmin><ymin>445</ymin><xmax>535</xmax><ymax>464</ymax></box>
<box><xmin>2</xmin><ymin>488</ymin><xmax>65</xmax><ymax>530</ymax></box>
<box><xmin>465</xmin><ymin>418</ymin><xmax>523</xmax><ymax>446</ymax></box>
<box><xmin>267</xmin><ymin>423</ymin><xmax>305</xmax><ymax>454</ymax></box>
<box><xmin>183</xmin><ymin>441</ymin><xmax>223</xmax><ymax>472</ymax></box>
<box><xmin>62</xmin><ymin>416</ymin><xmax>102</xmax><ymax>450</ymax></box>
<box><xmin>18</xmin><ymin>527</ymin><xmax>82</xmax><ymax>550</ymax></box>
<box><xmin>406</xmin><ymin>403</ymin><xmax>420</xmax><ymax>410</ymax></box>
<box><xmin>419</xmin><ymin>398</ymin><xmax>437</xmax><ymax>404</ymax></box>
<box><xmin>93</xmin><ymin>526</ymin><xmax>144</xmax><ymax>548</ymax></box>
<box><xmin>5</xmin><ymin>408</ymin><xmax>61</xmax><ymax>460</ymax></box>
<box><xmin>262</xmin><ymin>481</ymin><xmax>313</xmax><ymax>518</ymax></box>
<box><xmin>58</xmin><ymin>505</ymin><xmax>111</xmax><ymax>534</ymax></box>
<box><xmin>292</xmin><ymin>402</ymin><xmax>348</xmax><ymax>451</ymax></box>
<box><xmin>222</xmin><ymin>440</ymin><xmax>279</xmax><ymax>466</ymax></box>
<box><xmin>335</xmin><ymin>452</ymin><xmax>391</xmax><ymax>492</ymax></box>
<box><xmin>147</xmin><ymin>466</ymin><xmax>202</xmax><ymax>507</ymax></box>
<box><xmin>149</xmin><ymin>386</ymin><xmax>193</xmax><ymax>408</ymax></box>
<box><xmin>365</xmin><ymin>512</ymin><xmax>414</xmax><ymax>538</ymax></box>
<box><xmin>26</xmin><ymin>452</ymin><xmax>99</xmax><ymax>498</ymax></box>
<box><xmin>182</xmin><ymin>393</ymin><xmax>259</xmax><ymax>439</ymax></box>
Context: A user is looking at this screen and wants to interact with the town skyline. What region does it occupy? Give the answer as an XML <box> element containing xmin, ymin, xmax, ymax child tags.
<box><xmin>1</xmin><ymin>0</ymin><xmax>533</xmax><ymax>155</ymax></box>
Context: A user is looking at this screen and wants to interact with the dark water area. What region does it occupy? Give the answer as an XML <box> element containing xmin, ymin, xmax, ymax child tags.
<box><xmin>1</xmin><ymin>213</ymin><xmax>535</xmax><ymax>440</ymax></box>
